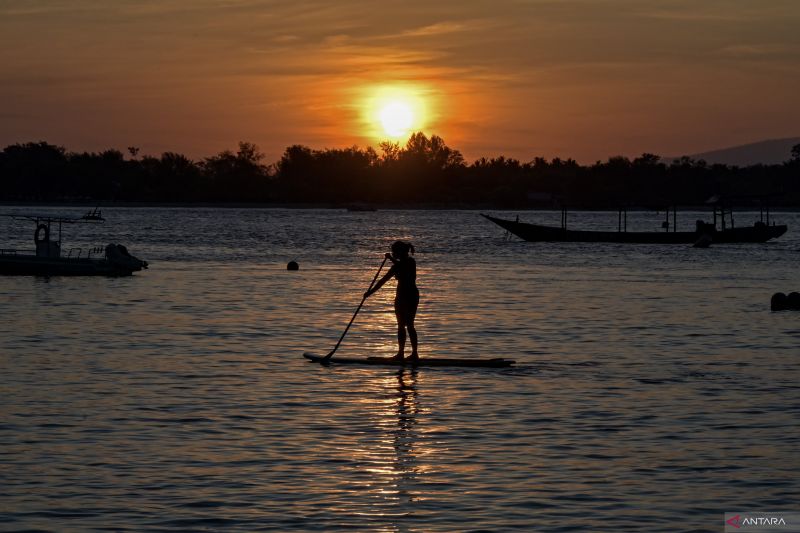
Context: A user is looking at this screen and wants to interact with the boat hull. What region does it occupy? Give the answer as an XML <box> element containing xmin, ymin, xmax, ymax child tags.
<box><xmin>482</xmin><ymin>214</ymin><xmax>787</xmax><ymax>244</ymax></box>
<box><xmin>0</xmin><ymin>254</ymin><xmax>140</xmax><ymax>276</ymax></box>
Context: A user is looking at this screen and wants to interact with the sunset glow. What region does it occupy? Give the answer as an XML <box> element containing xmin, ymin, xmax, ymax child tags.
<box><xmin>0</xmin><ymin>2</ymin><xmax>799</xmax><ymax>162</ymax></box>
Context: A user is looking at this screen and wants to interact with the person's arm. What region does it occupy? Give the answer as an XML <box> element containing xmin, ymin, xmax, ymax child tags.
<box><xmin>365</xmin><ymin>266</ymin><xmax>395</xmax><ymax>298</ymax></box>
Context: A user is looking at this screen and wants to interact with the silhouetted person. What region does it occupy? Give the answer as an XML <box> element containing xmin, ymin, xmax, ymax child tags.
<box><xmin>365</xmin><ymin>240</ymin><xmax>419</xmax><ymax>361</ymax></box>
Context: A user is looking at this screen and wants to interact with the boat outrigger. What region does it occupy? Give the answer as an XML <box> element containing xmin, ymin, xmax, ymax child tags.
<box><xmin>483</xmin><ymin>203</ymin><xmax>787</xmax><ymax>245</ymax></box>
<box><xmin>0</xmin><ymin>209</ymin><xmax>148</xmax><ymax>276</ymax></box>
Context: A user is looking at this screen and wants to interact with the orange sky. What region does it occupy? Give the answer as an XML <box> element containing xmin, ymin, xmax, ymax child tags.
<box><xmin>1</xmin><ymin>0</ymin><xmax>799</xmax><ymax>163</ymax></box>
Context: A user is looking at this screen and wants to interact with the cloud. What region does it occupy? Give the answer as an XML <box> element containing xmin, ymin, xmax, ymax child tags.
<box><xmin>272</xmin><ymin>34</ymin><xmax>301</xmax><ymax>44</ymax></box>
<box><xmin>635</xmin><ymin>1</ymin><xmax>800</xmax><ymax>23</ymax></box>
<box><xmin>636</xmin><ymin>8</ymin><xmax>750</xmax><ymax>22</ymax></box>
<box><xmin>402</xmin><ymin>21</ymin><xmax>468</xmax><ymax>37</ymax></box>
<box><xmin>715</xmin><ymin>43</ymin><xmax>800</xmax><ymax>58</ymax></box>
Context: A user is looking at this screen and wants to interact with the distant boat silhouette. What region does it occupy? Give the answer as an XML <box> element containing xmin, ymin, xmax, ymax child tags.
<box><xmin>346</xmin><ymin>204</ymin><xmax>378</xmax><ymax>212</ymax></box>
<box><xmin>0</xmin><ymin>210</ymin><xmax>148</xmax><ymax>276</ymax></box>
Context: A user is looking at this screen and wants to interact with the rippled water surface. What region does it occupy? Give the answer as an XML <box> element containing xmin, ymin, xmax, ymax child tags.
<box><xmin>1</xmin><ymin>208</ymin><xmax>799</xmax><ymax>532</ymax></box>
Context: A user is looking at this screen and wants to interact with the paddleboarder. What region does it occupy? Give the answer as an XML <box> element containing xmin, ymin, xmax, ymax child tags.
<box><xmin>364</xmin><ymin>240</ymin><xmax>419</xmax><ymax>362</ymax></box>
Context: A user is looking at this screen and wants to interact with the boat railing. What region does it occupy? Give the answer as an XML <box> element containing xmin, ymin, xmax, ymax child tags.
<box><xmin>0</xmin><ymin>249</ymin><xmax>18</xmax><ymax>256</ymax></box>
<box><xmin>64</xmin><ymin>246</ymin><xmax>107</xmax><ymax>259</ymax></box>
<box><xmin>87</xmin><ymin>246</ymin><xmax>104</xmax><ymax>259</ymax></box>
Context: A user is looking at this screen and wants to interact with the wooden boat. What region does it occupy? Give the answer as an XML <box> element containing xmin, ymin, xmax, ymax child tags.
<box><xmin>482</xmin><ymin>213</ymin><xmax>787</xmax><ymax>244</ymax></box>
<box><xmin>0</xmin><ymin>209</ymin><xmax>148</xmax><ymax>276</ymax></box>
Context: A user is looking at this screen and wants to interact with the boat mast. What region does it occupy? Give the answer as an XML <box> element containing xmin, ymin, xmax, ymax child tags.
<box><xmin>661</xmin><ymin>206</ymin><xmax>678</xmax><ymax>232</ymax></box>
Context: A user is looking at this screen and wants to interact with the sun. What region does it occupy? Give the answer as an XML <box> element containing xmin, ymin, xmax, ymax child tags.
<box><xmin>379</xmin><ymin>101</ymin><xmax>413</xmax><ymax>137</ymax></box>
<box><xmin>361</xmin><ymin>85</ymin><xmax>428</xmax><ymax>141</ymax></box>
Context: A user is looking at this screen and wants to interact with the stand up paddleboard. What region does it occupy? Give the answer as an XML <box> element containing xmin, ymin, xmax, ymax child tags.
<box><xmin>303</xmin><ymin>352</ymin><xmax>514</xmax><ymax>368</ymax></box>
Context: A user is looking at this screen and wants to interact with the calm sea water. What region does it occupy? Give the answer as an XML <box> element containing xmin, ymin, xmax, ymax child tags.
<box><xmin>1</xmin><ymin>207</ymin><xmax>799</xmax><ymax>532</ymax></box>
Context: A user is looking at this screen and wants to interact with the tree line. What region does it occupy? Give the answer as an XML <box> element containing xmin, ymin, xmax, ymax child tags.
<box><xmin>1</xmin><ymin>133</ymin><xmax>798</xmax><ymax>207</ymax></box>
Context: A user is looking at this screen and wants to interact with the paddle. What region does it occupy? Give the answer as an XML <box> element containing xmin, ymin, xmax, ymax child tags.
<box><xmin>321</xmin><ymin>256</ymin><xmax>389</xmax><ymax>363</ymax></box>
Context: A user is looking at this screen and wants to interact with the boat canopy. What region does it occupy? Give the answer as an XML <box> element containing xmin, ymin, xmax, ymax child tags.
<box><xmin>1</xmin><ymin>207</ymin><xmax>105</xmax><ymax>225</ymax></box>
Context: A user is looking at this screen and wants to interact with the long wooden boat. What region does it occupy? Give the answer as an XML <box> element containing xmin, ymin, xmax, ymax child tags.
<box><xmin>482</xmin><ymin>214</ymin><xmax>787</xmax><ymax>244</ymax></box>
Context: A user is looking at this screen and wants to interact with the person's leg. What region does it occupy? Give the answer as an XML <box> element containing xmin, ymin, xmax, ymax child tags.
<box><xmin>407</xmin><ymin>319</ymin><xmax>418</xmax><ymax>360</ymax></box>
<box><xmin>406</xmin><ymin>300</ymin><xmax>418</xmax><ymax>360</ymax></box>
<box><xmin>394</xmin><ymin>307</ymin><xmax>406</xmax><ymax>359</ymax></box>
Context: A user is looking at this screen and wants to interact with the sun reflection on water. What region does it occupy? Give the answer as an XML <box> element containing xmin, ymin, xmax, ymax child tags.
<box><xmin>391</xmin><ymin>370</ymin><xmax>421</xmax><ymax>505</ymax></box>
<box><xmin>343</xmin><ymin>368</ymin><xmax>436</xmax><ymax>522</ymax></box>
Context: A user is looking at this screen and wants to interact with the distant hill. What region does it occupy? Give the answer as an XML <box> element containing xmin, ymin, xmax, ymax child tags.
<box><xmin>669</xmin><ymin>137</ymin><xmax>800</xmax><ymax>166</ymax></box>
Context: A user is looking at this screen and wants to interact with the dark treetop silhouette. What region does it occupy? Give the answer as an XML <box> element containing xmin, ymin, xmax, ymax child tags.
<box><xmin>2</xmin><ymin>136</ymin><xmax>799</xmax><ymax>207</ymax></box>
